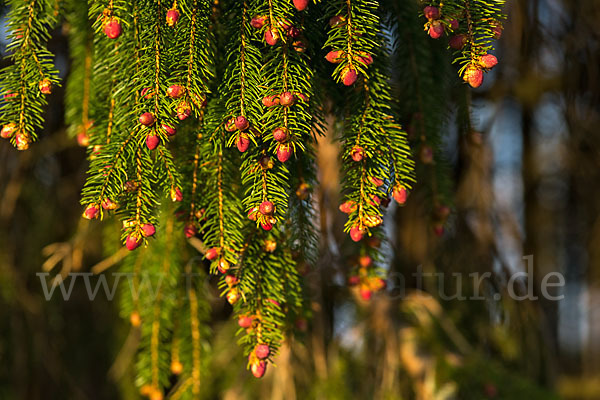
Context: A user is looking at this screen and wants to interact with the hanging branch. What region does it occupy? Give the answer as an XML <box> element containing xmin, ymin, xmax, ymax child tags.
<box><xmin>388</xmin><ymin>0</ymin><xmax>463</xmax><ymax>234</ymax></box>
<box><xmin>64</xmin><ymin>0</ymin><xmax>94</xmax><ymax>145</ymax></box>
<box><xmin>322</xmin><ymin>0</ymin><xmax>378</xmax><ymax>85</ymax></box>
<box><xmin>420</xmin><ymin>0</ymin><xmax>506</xmax><ymax>87</ymax></box>
<box><xmin>0</xmin><ymin>0</ymin><xmax>512</xmax><ymax>385</ymax></box>
<box><xmin>0</xmin><ymin>0</ymin><xmax>60</xmax><ymax>149</ymax></box>
<box><xmin>194</xmin><ymin>101</ymin><xmax>245</xmax><ymax>275</ymax></box>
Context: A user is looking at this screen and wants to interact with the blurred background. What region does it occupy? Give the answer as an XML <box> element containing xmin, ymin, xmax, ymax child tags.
<box><xmin>1</xmin><ymin>0</ymin><xmax>599</xmax><ymax>398</ymax></box>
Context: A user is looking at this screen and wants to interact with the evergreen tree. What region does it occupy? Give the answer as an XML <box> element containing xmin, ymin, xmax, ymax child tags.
<box><xmin>0</xmin><ymin>0</ymin><xmax>505</xmax><ymax>397</ymax></box>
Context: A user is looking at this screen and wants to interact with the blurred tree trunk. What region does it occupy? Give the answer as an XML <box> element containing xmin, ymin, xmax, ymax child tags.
<box><xmin>561</xmin><ymin>0</ymin><xmax>600</xmax><ymax>382</ymax></box>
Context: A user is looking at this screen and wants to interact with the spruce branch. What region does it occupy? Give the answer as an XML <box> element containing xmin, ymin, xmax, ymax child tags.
<box><xmin>0</xmin><ymin>0</ymin><xmax>60</xmax><ymax>149</ymax></box>
<box><xmin>64</xmin><ymin>0</ymin><xmax>94</xmax><ymax>144</ymax></box>
<box><xmin>420</xmin><ymin>0</ymin><xmax>506</xmax><ymax>87</ymax></box>
<box><xmin>0</xmin><ymin>0</ymin><xmax>525</xmax><ymax>385</ymax></box>
<box><xmin>322</xmin><ymin>0</ymin><xmax>379</xmax><ymax>85</ymax></box>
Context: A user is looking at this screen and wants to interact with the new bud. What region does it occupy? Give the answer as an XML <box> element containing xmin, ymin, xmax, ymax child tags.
<box><xmin>262</xmin><ymin>95</ymin><xmax>278</xmax><ymax>107</ymax></box>
<box><xmin>184</xmin><ymin>223</ymin><xmax>197</xmax><ymax>238</ymax></box>
<box><xmin>238</xmin><ymin>315</ymin><xmax>253</xmax><ymax>328</ymax></box>
<box><xmin>161</xmin><ymin>124</ymin><xmax>176</xmax><ymax>136</ymax></box>
<box><xmin>293</xmin><ymin>0</ymin><xmax>309</xmax><ymax>11</ymax></box>
<box><xmin>225</xmin><ymin>275</ymin><xmax>239</xmax><ymax>286</ymax></box>
<box><xmin>77</xmin><ymin>133</ymin><xmax>90</xmax><ymax>147</ymax></box>
<box><xmin>15</xmin><ymin>133</ymin><xmax>30</xmax><ymax>150</ymax></box>
<box><xmin>259</xmin><ymin>155</ymin><xmax>274</xmax><ymax>170</ymax></box>
<box><xmin>151</xmin><ymin>387</ymin><xmax>166</xmax><ymax>399</ymax></box>
<box><xmin>266</xmin><ymin>298</ymin><xmax>281</xmax><ymax>308</ymax></box>
<box><xmin>341</xmin><ymin>66</ymin><xmax>358</xmax><ymax>86</ymax></box>
<box><xmin>104</xmin><ymin>19</ymin><xmax>122</xmax><ymax>39</ymax></box>
<box><xmin>364</xmin><ymin>214</ymin><xmax>383</xmax><ymax>228</ymax></box>
<box><xmin>1</xmin><ymin>123</ymin><xmax>16</xmax><ymax>139</ymax></box>
<box><xmin>292</xmin><ymin>40</ymin><xmax>307</xmax><ymax>53</ymax></box>
<box><xmin>170</xmin><ymin>187</ymin><xmax>183</xmax><ymax>202</ymax></box>
<box><xmin>206</xmin><ymin>247</ymin><xmax>219</xmax><ymax>260</ymax></box>
<box><xmin>393</xmin><ymin>185</ymin><xmax>407</xmax><ymax>205</ymax></box>
<box><xmin>339</xmin><ymin>201</ymin><xmax>357</xmax><ymax>214</ymax></box>
<box><xmin>83</xmin><ymin>204</ymin><xmax>100</xmax><ymax>220</ymax></box>
<box><xmin>146</xmin><ymin>134</ymin><xmax>159</xmax><ymax>150</ymax></box>
<box><xmin>359</xmin><ymin>286</ymin><xmax>372</xmax><ymax>301</ymax></box>
<box><xmin>296</xmin><ymin>182</ymin><xmax>310</xmax><ymax>200</ymax></box>
<box><xmin>176</xmin><ymin>101</ymin><xmax>191</xmax><ymax>120</ymax></box>
<box><xmin>359</xmin><ymin>255</ymin><xmax>372</xmax><ymax>268</ymax></box>
<box><xmin>130</xmin><ymin>311</ymin><xmax>141</xmax><ymax>327</ymax></box>
<box><xmin>325</xmin><ymin>50</ymin><xmax>344</xmax><ymax>63</ymax></box>
<box><xmin>357</xmin><ymin>51</ymin><xmax>373</xmax><ymax>66</ymax></box>
<box><xmin>167</xmin><ymin>84</ymin><xmax>184</xmax><ymax>98</ymax></box>
<box><xmin>479</xmin><ymin>54</ymin><xmax>498</xmax><ymax>69</ymax></box>
<box><xmin>277</xmin><ymin>19</ymin><xmax>292</xmax><ymax>30</ymax></box>
<box><xmin>170</xmin><ymin>361</ymin><xmax>183</xmax><ymax>375</ymax></box>
<box><xmin>351</xmin><ymin>146</ymin><xmax>364</xmax><ymax>162</ymax></box>
<box><xmin>237</xmin><ymin>133</ymin><xmax>250</xmax><ymax>153</ymax></box>
<box><xmin>235</xmin><ymin>115</ymin><xmax>249</xmax><ymax>131</ymax></box>
<box><xmin>491</xmin><ymin>22</ymin><xmax>503</xmax><ymax>39</ymax></box>
<box><xmin>463</xmin><ymin>65</ymin><xmax>483</xmax><ymax>88</ymax></box>
<box><xmin>251</xmin><ymin>360</ymin><xmax>267</xmax><ymax>378</ymax></box>
<box><xmin>265</xmin><ymin>29</ymin><xmax>279</xmax><ymax>46</ymax></box>
<box><xmin>350</xmin><ymin>226</ymin><xmax>365</xmax><ymax>242</ymax></box>
<box><xmin>218</xmin><ymin>259</ymin><xmax>230</xmax><ymax>274</ymax></box>
<box><xmin>370</xmin><ymin>277</ymin><xmax>387</xmax><ymax>291</ymax></box>
<box><xmin>102</xmin><ymin>198</ymin><xmax>118</xmax><ymax>210</ymax></box>
<box><xmin>141</xmin><ymin>87</ymin><xmax>154</xmax><ymax>99</ymax></box>
<box><xmin>279</xmin><ymin>91</ymin><xmax>295</xmax><ymax>107</ymax></box>
<box><xmin>264</xmin><ymin>240</ymin><xmax>277</xmax><ymax>252</ymax></box>
<box><xmin>429</xmin><ymin>21</ymin><xmax>444</xmax><ymax>39</ymax></box>
<box><xmin>370</xmin><ymin>177</ymin><xmax>384</xmax><ymax>187</ymax></box>
<box><xmin>255</xmin><ymin>344</ymin><xmax>270</xmax><ymax>360</ymax></box>
<box><xmin>273</xmin><ymin>127</ymin><xmax>288</xmax><ymax>142</ymax></box>
<box><xmin>247</xmin><ymin>206</ymin><xmax>259</xmax><ymax>221</ymax></box>
<box><xmin>166</xmin><ymin>8</ymin><xmax>180</xmax><ymax>26</ymax></box>
<box><xmin>226</xmin><ymin>288</ymin><xmax>239</xmax><ymax>304</ymax></box>
<box><xmin>259</xmin><ymin>201</ymin><xmax>274</xmax><ymax>216</ymax></box>
<box><xmin>288</xmin><ymin>26</ymin><xmax>301</xmax><ymax>39</ymax></box>
<box><xmin>276</xmin><ymin>143</ymin><xmax>292</xmax><ymax>162</ymax></box>
<box><xmin>38</xmin><ymin>78</ymin><xmax>52</xmax><ymax>94</ymax></box>
<box><xmin>141</xmin><ymin>223</ymin><xmax>156</xmax><ymax>237</ymax></box>
<box><xmin>424</xmin><ymin>6</ymin><xmax>440</xmax><ymax>20</ymax></box>
<box><xmin>139</xmin><ymin>112</ymin><xmax>155</xmax><ymax>126</ymax></box>
<box><xmin>126</xmin><ymin>234</ymin><xmax>142</xmax><ymax>251</ymax></box>
<box><xmin>251</xmin><ymin>15</ymin><xmax>267</xmax><ymax>29</ymax></box>
<box><xmin>224</xmin><ymin>117</ymin><xmax>237</xmax><ymax>132</ymax></box>
<box><xmin>449</xmin><ymin>34</ymin><xmax>467</xmax><ymax>50</ymax></box>
<box><xmin>348</xmin><ymin>275</ymin><xmax>360</xmax><ymax>286</ymax></box>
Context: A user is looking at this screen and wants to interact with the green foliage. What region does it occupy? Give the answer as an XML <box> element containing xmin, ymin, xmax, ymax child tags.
<box><xmin>64</xmin><ymin>0</ymin><xmax>94</xmax><ymax>140</ymax></box>
<box><xmin>119</xmin><ymin>209</ymin><xmax>212</xmax><ymax>397</ymax></box>
<box><xmin>0</xmin><ymin>0</ymin><xmax>508</xmax><ymax>395</ymax></box>
<box><xmin>421</xmin><ymin>0</ymin><xmax>506</xmax><ymax>83</ymax></box>
<box><xmin>168</xmin><ymin>0</ymin><xmax>214</xmax><ymax>115</ymax></box>
<box><xmin>195</xmin><ymin>101</ymin><xmax>246</xmax><ymax>274</ymax></box>
<box><xmin>322</xmin><ymin>0</ymin><xmax>379</xmax><ymax>82</ymax></box>
<box><xmin>388</xmin><ymin>0</ymin><xmax>456</xmax><ymax>215</ymax></box>
<box><xmin>0</xmin><ymin>0</ymin><xmax>60</xmax><ymax>149</ymax></box>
